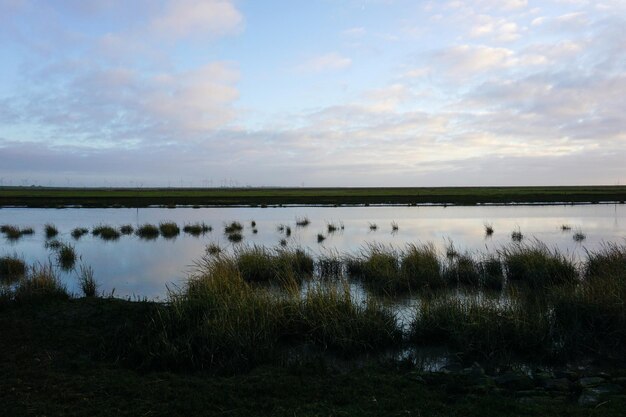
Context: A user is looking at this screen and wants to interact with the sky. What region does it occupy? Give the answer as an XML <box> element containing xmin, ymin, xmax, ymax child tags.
<box><xmin>0</xmin><ymin>0</ymin><xmax>625</xmax><ymax>187</ymax></box>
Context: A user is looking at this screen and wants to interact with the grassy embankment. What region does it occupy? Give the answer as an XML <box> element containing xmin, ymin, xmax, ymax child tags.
<box><xmin>1</xmin><ymin>185</ymin><xmax>626</xmax><ymax>207</ymax></box>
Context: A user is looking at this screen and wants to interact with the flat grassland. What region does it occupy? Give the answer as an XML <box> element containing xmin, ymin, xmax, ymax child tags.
<box><xmin>1</xmin><ymin>185</ymin><xmax>626</xmax><ymax>207</ymax></box>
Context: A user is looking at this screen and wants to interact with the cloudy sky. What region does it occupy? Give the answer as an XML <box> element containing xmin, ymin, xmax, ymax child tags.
<box><xmin>0</xmin><ymin>0</ymin><xmax>624</xmax><ymax>187</ymax></box>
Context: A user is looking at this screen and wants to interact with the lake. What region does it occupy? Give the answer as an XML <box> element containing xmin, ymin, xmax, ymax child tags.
<box><xmin>1</xmin><ymin>204</ymin><xmax>624</xmax><ymax>299</ymax></box>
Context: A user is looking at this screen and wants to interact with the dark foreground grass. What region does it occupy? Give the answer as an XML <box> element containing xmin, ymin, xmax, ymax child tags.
<box><xmin>3</xmin><ymin>185</ymin><xmax>626</xmax><ymax>207</ymax></box>
<box><xmin>1</xmin><ymin>298</ymin><xmax>625</xmax><ymax>416</ymax></box>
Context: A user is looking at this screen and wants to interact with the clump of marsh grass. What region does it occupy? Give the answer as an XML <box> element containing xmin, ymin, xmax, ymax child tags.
<box><xmin>561</xmin><ymin>224</ymin><xmax>572</xmax><ymax>231</ymax></box>
<box><xmin>92</xmin><ymin>225</ymin><xmax>121</xmax><ymax>241</ymax></box>
<box><xmin>327</xmin><ymin>222</ymin><xmax>341</xmax><ymax>234</ymax></box>
<box><xmin>573</xmin><ymin>230</ymin><xmax>586</xmax><ymax>242</ymax></box>
<box><xmin>129</xmin><ymin>256</ymin><xmax>399</xmax><ymax>371</ymax></box>
<box><xmin>317</xmin><ymin>253</ymin><xmax>343</xmax><ymax>278</ymax></box>
<box><xmin>552</xmin><ymin>268</ymin><xmax>625</xmax><ymax>357</ymax></box>
<box><xmin>480</xmin><ymin>255</ymin><xmax>503</xmax><ymax>291</ymax></box>
<box><xmin>410</xmin><ymin>297</ymin><xmax>551</xmax><ymax>361</ymax></box>
<box><xmin>252</xmin><ymin>228</ymin><xmax>258</xmax><ymax>234</ymax></box>
<box><xmin>71</xmin><ymin>227</ymin><xmax>89</xmax><ymax>239</ymax></box>
<box><xmin>206</xmin><ymin>243</ymin><xmax>222</xmax><ymax>256</ymax></box>
<box><xmin>511</xmin><ymin>229</ymin><xmax>523</xmax><ymax>242</ymax></box>
<box><xmin>444</xmin><ymin>253</ymin><xmax>481</xmax><ymax>287</ymax></box>
<box><xmin>44</xmin><ymin>223</ymin><xmax>59</xmax><ymax>239</ymax></box>
<box><xmin>348</xmin><ymin>243</ymin><xmax>444</xmax><ymax>294</ymax></box>
<box><xmin>484</xmin><ymin>223</ymin><xmax>494</xmax><ymax>237</ymax></box>
<box><xmin>250</xmin><ymin>220</ymin><xmax>256</xmax><ymax>228</ymax></box>
<box><xmin>77</xmin><ymin>264</ymin><xmax>98</xmax><ymax>297</ymax></box>
<box><xmin>233</xmin><ymin>246</ymin><xmax>313</xmax><ymax>285</ymax></box>
<box><xmin>159</xmin><ymin>222</ymin><xmax>180</xmax><ymax>239</ymax></box>
<box><xmin>369</xmin><ymin>223</ymin><xmax>378</xmax><ymax>231</ymax></box>
<box><xmin>13</xmin><ymin>264</ymin><xmax>69</xmax><ymax>304</ymax></box>
<box><xmin>224</xmin><ymin>221</ymin><xmax>244</xmax><ymax>234</ymax></box>
<box><xmin>317</xmin><ymin>234</ymin><xmax>326</xmax><ymax>243</ymax></box>
<box><xmin>0</xmin><ymin>255</ymin><xmax>26</xmax><ymax>281</ymax></box>
<box><xmin>584</xmin><ymin>242</ymin><xmax>626</xmax><ymax>280</ymax></box>
<box><xmin>45</xmin><ymin>239</ymin><xmax>63</xmax><ymax>250</ymax></box>
<box><xmin>391</xmin><ymin>221</ymin><xmax>399</xmax><ymax>232</ymax></box>
<box><xmin>20</xmin><ymin>227</ymin><xmax>35</xmax><ymax>236</ymax></box>
<box><xmin>183</xmin><ymin>222</ymin><xmax>211</xmax><ymax>237</ymax></box>
<box><xmin>227</xmin><ymin>232</ymin><xmax>243</xmax><ymax>243</ymax></box>
<box><xmin>297</xmin><ymin>282</ymin><xmax>400</xmax><ymax>352</ymax></box>
<box><xmin>501</xmin><ymin>242</ymin><xmax>577</xmax><ymax>288</ymax></box>
<box><xmin>119</xmin><ymin>225</ymin><xmax>134</xmax><ymax>235</ymax></box>
<box><xmin>277</xmin><ymin>224</ymin><xmax>291</xmax><ymax>237</ymax></box>
<box><xmin>279</xmin><ymin>239</ymin><xmax>287</xmax><ymax>247</ymax></box>
<box><xmin>444</xmin><ymin>240</ymin><xmax>459</xmax><ymax>259</ymax></box>
<box><xmin>1</xmin><ymin>225</ymin><xmax>34</xmax><ymax>240</ymax></box>
<box><xmin>296</xmin><ymin>217</ymin><xmax>310</xmax><ymax>227</ymax></box>
<box><xmin>400</xmin><ymin>243</ymin><xmax>444</xmax><ymax>291</ymax></box>
<box><xmin>357</xmin><ymin>244</ymin><xmax>399</xmax><ymax>291</ymax></box>
<box><xmin>136</xmin><ymin>224</ymin><xmax>160</xmax><ymax>240</ymax></box>
<box><xmin>57</xmin><ymin>243</ymin><xmax>77</xmax><ymax>270</ymax></box>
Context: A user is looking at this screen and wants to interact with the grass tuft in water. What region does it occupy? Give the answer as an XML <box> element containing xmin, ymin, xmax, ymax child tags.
<box><xmin>136</xmin><ymin>224</ymin><xmax>160</xmax><ymax>240</ymax></box>
<box><xmin>71</xmin><ymin>227</ymin><xmax>89</xmax><ymax>239</ymax></box>
<box><xmin>444</xmin><ymin>253</ymin><xmax>481</xmax><ymax>287</ymax></box>
<box><xmin>400</xmin><ymin>243</ymin><xmax>444</xmax><ymax>292</ymax></box>
<box><xmin>502</xmin><ymin>242</ymin><xmax>577</xmax><ymax>288</ymax></box>
<box><xmin>227</xmin><ymin>232</ymin><xmax>243</xmax><ymax>243</ymax></box>
<box><xmin>120</xmin><ymin>225</ymin><xmax>134</xmax><ymax>235</ymax></box>
<box><xmin>584</xmin><ymin>242</ymin><xmax>626</xmax><ymax>280</ymax></box>
<box><xmin>1</xmin><ymin>225</ymin><xmax>34</xmax><ymax>240</ymax></box>
<box><xmin>13</xmin><ymin>264</ymin><xmax>70</xmax><ymax>305</ymax></box>
<box><xmin>295</xmin><ymin>217</ymin><xmax>310</xmax><ymax>227</ymax></box>
<box><xmin>484</xmin><ymin>223</ymin><xmax>494</xmax><ymax>236</ymax></box>
<box><xmin>206</xmin><ymin>243</ymin><xmax>222</xmax><ymax>256</ymax></box>
<box><xmin>78</xmin><ymin>264</ymin><xmax>98</xmax><ymax>297</ymax></box>
<box><xmin>480</xmin><ymin>255</ymin><xmax>503</xmax><ymax>291</ymax></box>
<box><xmin>317</xmin><ymin>254</ymin><xmax>343</xmax><ymax>278</ymax></box>
<box><xmin>183</xmin><ymin>223</ymin><xmax>211</xmax><ymax>237</ymax></box>
<box><xmin>92</xmin><ymin>225</ymin><xmax>121</xmax><ymax>241</ymax></box>
<box><xmin>511</xmin><ymin>229</ymin><xmax>523</xmax><ymax>242</ymax></box>
<box><xmin>159</xmin><ymin>222</ymin><xmax>180</xmax><ymax>239</ymax></box>
<box><xmin>317</xmin><ymin>234</ymin><xmax>326</xmax><ymax>243</ymax></box>
<box><xmin>573</xmin><ymin>230</ymin><xmax>586</xmax><ymax>242</ymax></box>
<box><xmin>411</xmin><ymin>296</ymin><xmax>551</xmax><ymax>361</ymax></box>
<box><xmin>44</xmin><ymin>223</ymin><xmax>59</xmax><ymax>239</ymax></box>
<box><xmin>57</xmin><ymin>243</ymin><xmax>77</xmax><ymax>270</ymax></box>
<box><xmin>0</xmin><ymin>255</ymin><xmax>26</xmax><ymax>281</ymax></box>
<box><xmin>224</xmin><ymin>221</ymin><xmax>244</xmax><ymax>234</ymax></box>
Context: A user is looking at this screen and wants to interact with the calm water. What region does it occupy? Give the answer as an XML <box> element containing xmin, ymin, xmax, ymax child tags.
<box><xmin>1</xmin><ymin>204</ymin><xmax>624</xmax><ymax>299</ymax></box>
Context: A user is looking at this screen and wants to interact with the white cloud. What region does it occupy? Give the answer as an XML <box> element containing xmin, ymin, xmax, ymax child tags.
<box><xmin>470</xmin><ymin>15</ymin><xmax>521</xmax><ymax>42</ymax></box>
<box><xmin>437</xmin><ymin>45</ymin><xmax>514</xmax><ymax>76</ymax></box>
<box><xmin>150</xmin><ymin>0</ymin><xmax>243</xmax><ymax>40</ymax></box>
<box><xmin>342</xmin><ymin>27</ymin><xmax>366</xmax><ymax>37</ymax></box>
<box><xmin>302</xmin><ymin>53</ymin><xmax>352</xmax><ymax>72</ymax></box>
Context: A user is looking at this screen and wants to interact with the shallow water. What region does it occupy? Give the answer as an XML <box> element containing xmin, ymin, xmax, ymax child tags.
<box><xmin>1</xmin><ymin>204</ymin><xmax>624</xmax><ymax>299</ymax></box>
